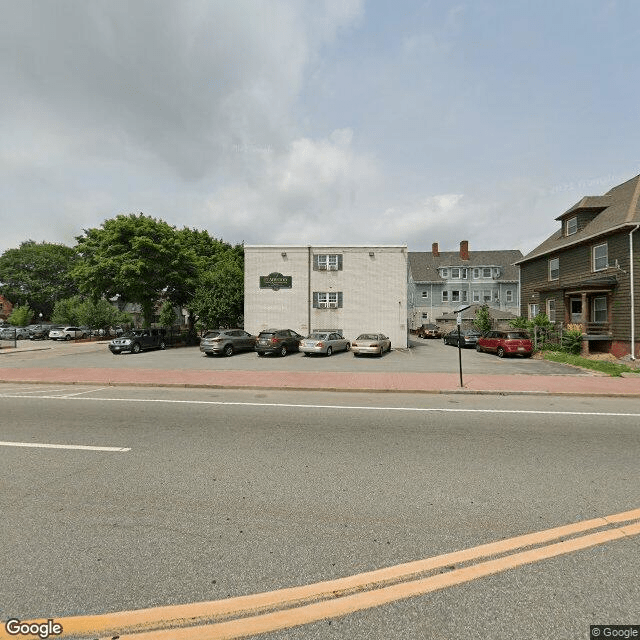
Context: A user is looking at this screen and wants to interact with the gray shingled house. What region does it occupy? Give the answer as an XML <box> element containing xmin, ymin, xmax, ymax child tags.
<box><xmin>516</xmin><ymin>174</ymin><xmax>640</xmax><ymax>359</ymax></box>
<box><xmin>408</xmin><ymin>241</ymin><xmax>523</xmax><ymax>330</ymax></box>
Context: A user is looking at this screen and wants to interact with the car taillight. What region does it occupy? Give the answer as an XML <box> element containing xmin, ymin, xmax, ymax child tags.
<box><xmin>271</xmin><ymin>337</ymin><xmax>279</xmax><ymax>344</ymax></box>
<box><xmin>316</xmin><ymin>342</ymin><xmax>324</xmax><ymax>348</ymax></box>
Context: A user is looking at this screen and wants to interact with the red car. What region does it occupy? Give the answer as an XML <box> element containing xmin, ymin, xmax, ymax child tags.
<box><xmin>476</xmin><ymin>330</ymin><xmax>533</xmax><ymax>358</ymax></box>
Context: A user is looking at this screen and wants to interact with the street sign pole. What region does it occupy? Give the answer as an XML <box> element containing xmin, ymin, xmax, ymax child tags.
<box><xmin>453</xmin><ymin>305</ymin><xmax>470</xmax><ymax>388</ymax></box>
<box><xmin>457</xmin><ymin>313</ymin><xmax>463</xmax><ymax>387</ymax></box>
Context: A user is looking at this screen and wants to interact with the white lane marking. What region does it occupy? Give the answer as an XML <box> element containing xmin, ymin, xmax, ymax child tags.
<box><xmin>1</xmin><ymin>394</ymin><xmax>640</xmax><ymax>418</ymax></box>
<box><xmin>61</xmin><ymin>386</ymin><xmax>108</xmax><ymax>397</ymax></box>
<box><xmin>0</xmin><ymin>440</ymin><xmax>130</xmax><ymax>452</ymax></box>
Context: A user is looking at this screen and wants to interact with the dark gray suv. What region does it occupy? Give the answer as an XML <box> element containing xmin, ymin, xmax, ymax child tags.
<box><xmin>255</xmin><ymin>329</ymin><xmax>304</xmax><ymax>357</ymax></box>
<box><xmin>200</xmin><ymin>329</ymin><xmax>256</xmax><ymax>357</ymax></box>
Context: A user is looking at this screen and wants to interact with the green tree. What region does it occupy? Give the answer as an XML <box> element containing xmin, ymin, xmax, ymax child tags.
<box><xmin>73</xmin><ymin>214</ymin><xmax>196</xmax><ymax>327</ymax></box>
<box><xmin>0</xmin><ymin>241</ymin><xmax>79</xmax><ymax>319</ymax></box>
<box><xmin>473</xmin><ymin>304</ymin><xmax>492</xmax><ymax>334</ymax></box>
<box><xmin>159</xmin><ymin>300</ymin><xmax>177</xmax><ymax>328</ymax></box>
<box><xmin>171</xmin><ymin>227</ymin><xmax>243</xmax><ymax>330</ymax></box>
<box><xmin>8</xmin><ymin>304</ymin><xmax>34</xmax><ymax>326</ymax></box>
<box><xmin>189</xmin><ymin>258</ymin><xmax>244</xmax><ymax>330</ymax></box>
<box><xmin>51</xmin><ymin>296</ymin><xmax>83</xmax><ymax>325</ymax></box>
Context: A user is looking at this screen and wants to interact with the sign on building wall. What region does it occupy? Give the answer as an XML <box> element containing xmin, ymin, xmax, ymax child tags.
<box><xmin>259</xmin><ymin>272</ymin><xmax>292</xmax><ymax>290</ymax></box>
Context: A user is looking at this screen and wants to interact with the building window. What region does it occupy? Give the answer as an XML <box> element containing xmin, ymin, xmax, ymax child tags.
<box><xmin>482</xmin><ymin>267</ymin><xmax>491</xmax><ymax>278</ymax></box>
<box><xmin>314</xmin><ymin>254</ymin><xmax>342</xmax><ymax>271</ymax></box>
<box><xmin>566</xmin><ymin>217</ymin><xmax>578</xmax><ymax>236</ymax></box>
<box><xmin>528</xmin><ymin>303</ymin><xmax>539</xmax><ymax>320</ymax></box>
<box><xmin>451</xmin><ymin>290</ymin><xmax>468</xmax><ymax>302</ymax></box>
<box><xmin>313</xmin><ymin>292</ymin><xmax>343</xmax><ymax>308</ymax></box>
<box><xmin>546</xmin><ymin>298</ymin><xmax>556</xmax><ymax>323</ymax></box>
<box><xmin>451</xmin><ymin>267</ymin><xmax>460</xmax><ymax>279</ymax></box>
<box><xmin>483</xmin><ymin>290</ymin><xmax>491</xmax><ymax>302</ymax></box>
<box><xmin>441</xmin><ymin>268</ymin><xmax>449</xmax><ymax>278</ymax></box>
<box><xmin>505</xmin><ymin>290</ymin><xmax>513</xmax><ymax>303</ymax></box>
<box><xmin>593</xmin><ymin>243</ymin><xmax>608</xmax><ymax>271</ymax></box>
<box><xmin>421</xmin><ymin>291</ymin><xmax>428</xmax><ymax>299</ymax></box>
<box><xmin>592</xmin><ymin>296</ymin><xmax>607</xmax><ymax>323</ymax></box>
<box><xmin>472</xmin><ymin>290</ymin><xmax>480</xmax><ymax>302</ymax></box>
<box><xmin>472</xmin><ymin>268</ymin><xmax>479</xmax><ymax>279</ymax></box>
<box><xmin>549</xmin><ymin>257</ymin><xmax>559</xmax><ymax>281</ymax></box>
<box><xmin>442</xmin><ymin>291</ymin><xmax>449</xmax><ymax>302</ymax></box>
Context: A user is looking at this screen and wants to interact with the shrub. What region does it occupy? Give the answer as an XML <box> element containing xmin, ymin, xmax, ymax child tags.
<box><xmin>561</xmin><ymin>329</ymin><xmax>583</xmax><ymax>355</ymax></box>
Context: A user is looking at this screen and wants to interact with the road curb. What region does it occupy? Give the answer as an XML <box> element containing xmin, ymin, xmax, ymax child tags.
<box><xmin>1</xmin><ymin>377</ymin><xmax>639</xmax><ymax>398</ymax></box>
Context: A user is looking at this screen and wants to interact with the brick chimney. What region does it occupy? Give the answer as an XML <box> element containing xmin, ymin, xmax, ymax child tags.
<box><xmin>432</xmin><ymin>242</ymin><xmax>439</xmax><ymax>257</ymax></box>
<box><xmin>460</xmin><ymin>240</ymin><xmax>469</xmax><ymax>261</ymax></box>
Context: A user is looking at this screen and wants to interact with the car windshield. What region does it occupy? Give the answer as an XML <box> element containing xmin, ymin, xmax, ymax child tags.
<box><xmin>507</xmin><ymin>332</ymin><xmax>529</xmax><ymax>339</ymax></box>
<box><xmin>356</xmin><ymin>334</ymin><xmax>378</xmax><ymax>340</ymax></box>
<box><xmin>204</xmin><ymin>331</ymin><xmax>221</xmax><ymax>338</ymax></box>
<box><xmin>307</xmin><ymin>333</ymin><xmax>329</xmax><ymax>339</ymax></box>
<box><xmin>259</xmin><ymin>332</ymin><xmax>275</xmax><ymax>338</ymax></box>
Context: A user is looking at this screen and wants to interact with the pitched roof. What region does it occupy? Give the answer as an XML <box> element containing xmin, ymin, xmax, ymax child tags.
<box><xmin>518</xmin><ymin>174</ymin><xmax>640</xmax><ymax>264</ymax></box>
<box><xmin>409</xmin><ymin>250</ymin><xmax>523</xmax><ymax>282</ymax></box>
<box><xmin>436</xmin><ymin>304</ymin><xmax>519</xmax><ymax>322</ymax></box>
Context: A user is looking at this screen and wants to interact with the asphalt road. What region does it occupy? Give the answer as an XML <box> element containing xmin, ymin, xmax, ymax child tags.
<box><xmin>0</xmin><ymin>337</ymin><xmax>589</xmax><ymax>376</ymax></box>
<box><xmin>1</xmin><ymin>385</ymin><xmax>638</xmax><ymax>639</ymax></box>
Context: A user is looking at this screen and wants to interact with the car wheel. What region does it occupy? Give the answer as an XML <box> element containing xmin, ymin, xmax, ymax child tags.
<box><xmin>160</xmin><ymin>341</ymin><xmax>166</xmax><ymax>350</ymax></box>
<box><xmin>497</xmin><ymin>347</ymin><xmax>506</xmax><ymax>358</ymax></box>
<box><xmin>257</xmin><ymin>352</ymin><xmax>265</xmax><ymax>357</ymax></box>
<box><xmin>476</xmin><ymin>344</ymin><xmax>482</xmax><ymax>352</ymax></box>
<box><xmin>345</xmin><ymin>342</ymin><xmax>350</xmax><ymax>351</ymax></box>
<box><xmin>65</xmin><ymin>334</ymin><xmax>72</xmax><ymax>341</ymax></box>
<box><xmin>279</xmin><ymin>345</ymin><xmax>287</xmax><ymax>357</ymax></box>
<box><xmin>223</xmin><ymin>344</ymin><xmax>233</xmax><ymax>357</ymax></box>
<box><xmin>326</xmin><ymin>346</ymin><xmax>332</xmax><ymax>357</ymax></box>
<box><xmin>378</xmin><ymin>346</ymin><xmax>383</xmax><ymax>357</ymax></box>
<box><xmin>132</xmin><ymin>342</ymin><xmax>141</xmax><ymax>354</ymax></box>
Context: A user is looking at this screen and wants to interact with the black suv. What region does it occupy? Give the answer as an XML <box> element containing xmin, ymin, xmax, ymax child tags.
<box><xmin>109</xmin><ymin>328</ymin><xmax>167</xmax><ymax>354</ymax></box>
<box><xmin>255</xmin><ymin>329</ymin><xmax>303</xmax><ymax>357</ymax></box>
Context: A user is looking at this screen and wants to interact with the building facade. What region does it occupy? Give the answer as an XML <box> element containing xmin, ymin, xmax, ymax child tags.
<box><xmin>408</xmin><ymin>241</ymin><xmax>523</xmax><ymax>330</ymax></box>
<box><xmin>0</xmin><ymin>295</ymin><xmax>13</xmax><ymax>321</ymax></box>
<box><xmin>244</xmin><ymin>245</ymin><xmax>409</xmax><ymax>348</ymax></box>
<box><xmin>516</xmin><ymin>175</ymin><xmax>640</xmax><ymax>358</ymax></box>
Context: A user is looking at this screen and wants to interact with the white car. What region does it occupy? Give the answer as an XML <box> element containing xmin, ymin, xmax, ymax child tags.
<box><xmin>48</xmin><ymin>326</ymin><xmax>87</xmax><ymax>341</ymax></box>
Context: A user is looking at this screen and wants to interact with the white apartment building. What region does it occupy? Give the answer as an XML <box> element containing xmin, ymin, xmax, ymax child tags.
<box><xmin>244</xmin><ymin>245</ymin><xmax>409</xmax><ymax>348</ymax></box>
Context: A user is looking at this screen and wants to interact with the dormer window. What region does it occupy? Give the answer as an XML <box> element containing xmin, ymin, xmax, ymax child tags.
<box><xmin>441</xmin><ymin>268</ymin><xmax>449</xmax><ymax>277</ymax></box>
<box><xmin>566</xmin><ymin>217</ymin><xmax>577</xmax><ymax>236</ymax></box>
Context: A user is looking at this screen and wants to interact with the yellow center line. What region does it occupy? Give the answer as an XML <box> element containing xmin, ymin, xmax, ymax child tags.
<box><xmin>5</xmin><ymin>508</ymin><xmax>639</xmax><ymax>640</ymax></box>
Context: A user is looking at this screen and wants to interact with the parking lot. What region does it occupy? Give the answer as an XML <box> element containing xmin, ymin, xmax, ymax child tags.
<box><xmin>0</xmin><ymin>335</ymin><xmax>587</xmax><ymax>376</ymax></box>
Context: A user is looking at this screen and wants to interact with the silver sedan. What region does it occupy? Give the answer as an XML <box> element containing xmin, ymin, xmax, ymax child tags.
<box><xmin>351</xmin><ymin>333</ymin><xmax>391</xmax><ymax>357</ymax></box>
<box><xmin>299</xmin><ymin>332</ymin><xmax>350</xmax><ymax>356</ymax></box>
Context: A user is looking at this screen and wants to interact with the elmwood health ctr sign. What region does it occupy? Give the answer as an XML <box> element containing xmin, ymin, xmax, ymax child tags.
<box><xmin>259</xmin><ymin>272</ymin><xmax>292</xmax><ymax>290</ymax></box>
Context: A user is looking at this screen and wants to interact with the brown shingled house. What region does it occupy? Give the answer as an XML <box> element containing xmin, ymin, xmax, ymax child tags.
<box><xmin>516</xmin><ymin>174</ymin><xmax>640</xmax><ymax>359</ymax></box>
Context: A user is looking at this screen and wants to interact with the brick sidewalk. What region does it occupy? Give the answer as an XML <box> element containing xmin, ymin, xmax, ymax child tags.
<box><xmin>0</xmin><ymin>365</ymin><xmax>639</xmax><ymax>397</ymax></box>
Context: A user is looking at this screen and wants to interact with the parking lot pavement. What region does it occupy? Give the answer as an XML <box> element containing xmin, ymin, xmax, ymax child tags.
<box><xmin>0</xmin><ymin>338</ymin><xmax>639</xmax><ymax>397</ymax></box>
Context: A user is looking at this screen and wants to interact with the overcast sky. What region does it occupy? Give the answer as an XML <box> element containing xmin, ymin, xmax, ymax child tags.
<box><xmin>2</xmin><ymin>0</ymin><xmax>639</xmax><ymax>257</ymax></box>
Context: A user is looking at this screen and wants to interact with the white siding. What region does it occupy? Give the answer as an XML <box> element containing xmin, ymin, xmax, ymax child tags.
<box><xmin>244</xmin><ymin>245</ymin><xmax>408</xmax><ymax>347</ymax></box>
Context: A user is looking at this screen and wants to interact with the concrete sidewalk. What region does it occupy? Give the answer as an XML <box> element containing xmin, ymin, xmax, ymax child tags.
<box><xmin>0</xmin><ymin>364</ymin><xmax>639</xmax><ymax>397</ymax></box>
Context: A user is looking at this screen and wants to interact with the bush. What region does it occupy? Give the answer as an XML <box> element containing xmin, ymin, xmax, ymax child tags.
<box><xmin>8</xmin><ymin>304</ymin><xmax>34</xmax><ymax>326</ymax></box>
<box><xmin>561</xmin><ymin>329</ymin><xmax>583</xmax><ymax>355</ymax></box>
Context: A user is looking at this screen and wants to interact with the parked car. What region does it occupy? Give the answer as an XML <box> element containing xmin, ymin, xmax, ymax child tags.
<box><xmin>417</xmin><ymin>324</ymin><xmax>441</xmax><ymax>339</ymax></box>
<box><xmin>200</xmin><ymin>329</ymin><xmax>257</xmax><ymax>357</ymax></box>
<box><xmin>109</xmin><ymin>328</ymin><xmax>167</xmax><ymax>354</ymax></box>
<box><xmin>443</xmin><ymin>327</ymin><xmax>482</xmax><ymax>348</ymax></box>
<box><xmin>0</xmin><ymin>326</ymin><xmax>30</xmax><ymax>340</ymax></box>
<box><xmin>476</xmin><ymin>330</ymin><xmax>533</xmax><ymax>358</ymax></box>
<box><xmin>351</xmin><ymin>333</ymin><xmax>391</xmax><ymax>357</ymax></box>
<box><xmin>299</xmin><ymin>332</ymin><xmax>350</xmax><ymax>356</ymax></box>
<box><xmin>29</xmin><ymin>325</ymin><xmax>51</xmax><ymax>340</ymax></box>
<box><xmin>48</xmin><ymin>326</ymin><xmax>87</xmax><ymax>341</ymax></box>
<box><xmin>255</xmin><ymin>329</ymin><xmax>304</xmax><ymax>357</ymax></box>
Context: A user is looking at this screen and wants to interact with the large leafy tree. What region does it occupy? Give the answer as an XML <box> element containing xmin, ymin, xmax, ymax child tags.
<box><xmin>172</xmin><ymin>228</ymin><xmax>243</xmax><ymax>331</ymax></box>
<box><xmin>190</xmin><ymin>257</ymin><xmax>244</xmax><ymax>330</ymax></box>
<box><xmin>73</xmin><ymin>214</ymin><xmax>196</xmax><ymax>326</ymax></box>
<box><xmin>0</xmin><ymin>241</ymin><xmax>80</xmax><ymax>319</ymax></box>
